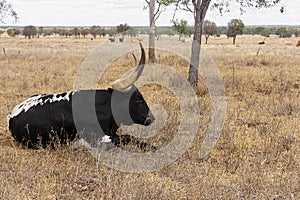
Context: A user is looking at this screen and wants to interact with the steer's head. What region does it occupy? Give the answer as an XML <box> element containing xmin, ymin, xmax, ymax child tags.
<box><xmin>111</xmin><ymin>43</ymin><xmax>155</xmax><ymax>126</ymax></box>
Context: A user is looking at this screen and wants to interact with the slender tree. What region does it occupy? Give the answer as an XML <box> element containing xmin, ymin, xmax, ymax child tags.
<box><xmin>226</xmin><ymin>19</ymin><xmax>244</xmax><ymax>45</ymax></box>
<box><xmin>172</xmin><ymin>19</ymin><xmax>191</xmax><ymax>41</ymax></box>
<box><xmin>116</xmin><ymin>23</ymin><xmax>130</xmax><ymax>41</ymax></box>
<box><xmin>171</xmin><ymin>0</ymin><xmax>283</xmax><ymax>86</ymax></box>
<box><xmin>144</xmin><ymin>0</ymin><xmax>175</xmax><ymax>63</ymax></box>
<box><xmin>145</xmin><ymin>0</ymin><xmax>156</xmax><ymax>63</ymax></box>
<box><xmin>203</xmin><ymin>20</ymin><xmax>219</xmax><ymax>44</ymax></box>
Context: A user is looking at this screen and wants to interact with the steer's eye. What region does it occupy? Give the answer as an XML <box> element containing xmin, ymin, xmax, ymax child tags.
<box><xmin>135</xmin><ymin>95</ymin><xmax>144</xmax><ymax>103</ymax></box>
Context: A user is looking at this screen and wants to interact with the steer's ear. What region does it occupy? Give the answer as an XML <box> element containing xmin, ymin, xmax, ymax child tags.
<box><xmin>112</xmin><ymin>43</ymin><xmax>145</xmax><ymax>92</ymax></box>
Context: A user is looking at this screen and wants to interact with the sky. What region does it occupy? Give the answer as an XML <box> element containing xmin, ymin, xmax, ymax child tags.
<box><xmin>4</xmin><ymin>0</ymin><xmax>300</xmax><ymax>27</ymax></box>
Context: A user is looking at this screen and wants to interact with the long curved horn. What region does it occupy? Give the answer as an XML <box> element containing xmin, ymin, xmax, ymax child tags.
<box><xmin>132</xmin><ymin>53</ymin><xmax>137</xmax><ymax>67</ymax></box>
<box><xmin>112</xmin><ymin>42</ymin><xmax>145</xmax><ymax>92</ymax></box>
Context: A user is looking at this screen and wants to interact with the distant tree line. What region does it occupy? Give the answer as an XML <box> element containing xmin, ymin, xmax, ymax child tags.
<box><xmin>1</xmin><ymin>23</ymin><xmax>299</xmax><ymax>41</ymax></box>
<box><xmin>219</xmin><ymin>25</ymin><xmax>300</xmax><ymax>38</ymax></box>
<box><xmin>2</xmin><ymin>24</ymin><xmax>137</xmax><ymax>40</ymax></box>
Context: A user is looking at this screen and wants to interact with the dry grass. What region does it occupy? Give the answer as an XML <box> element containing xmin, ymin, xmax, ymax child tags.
<box><xmin>0</xmin><ymin>34</ymin><xmax>300</xmax><ymax>199</ymax></box>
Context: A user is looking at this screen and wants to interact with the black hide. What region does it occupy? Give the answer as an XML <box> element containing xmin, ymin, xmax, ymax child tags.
<box><xmin>8</xmin><ymin>88</ymin><xmax>155</xmax><ymax>149</ymax></box>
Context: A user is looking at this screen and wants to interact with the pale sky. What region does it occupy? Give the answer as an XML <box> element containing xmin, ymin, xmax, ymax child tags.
<box><xmin>4</xmin><ymin>0</ymin><xmax>300</xmax><ymax>26</ymax></box>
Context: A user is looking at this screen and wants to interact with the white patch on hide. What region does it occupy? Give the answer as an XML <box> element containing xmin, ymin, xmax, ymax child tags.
<box><xmin>101</xmin><ymin>135</ymin><xmax>112</xmax><ymax>143</ymax></box>
<box><xmin>8</xmin><ymin>91</ymin><xmax>74</xmax><ymax>119</ymax></box>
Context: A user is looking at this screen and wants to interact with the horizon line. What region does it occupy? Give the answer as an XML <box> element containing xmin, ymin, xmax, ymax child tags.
<box><xmin>1</xmin><ymin>24</ymin><xmax>300</xmax><ymax>28</ymax></box>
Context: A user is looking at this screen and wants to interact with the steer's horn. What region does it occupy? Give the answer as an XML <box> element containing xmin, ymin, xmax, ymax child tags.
<box><xmin>112</xmin><ymin>42</ymin><xmax>145</xmax><ymax>92</ymax></box>
<box><xmin>132</xmin><ymin>53</ymin><xmax>138</xmax><ymax>67</ymax></box>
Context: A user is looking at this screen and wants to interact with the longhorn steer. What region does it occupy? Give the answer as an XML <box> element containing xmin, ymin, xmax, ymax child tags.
<box><xmin>8</xmin><ymin>43</ymin><xmax>156</xmax><ymax>150</ymax></box>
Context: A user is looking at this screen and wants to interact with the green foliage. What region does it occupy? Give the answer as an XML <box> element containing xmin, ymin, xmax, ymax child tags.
<box><xmin>226</xmin><ymin>19</ymin><xmax>245</xmax><ymax>44</ymax></box>
<box><xmin>38</xmin><ymin>27</ymin><xmax>44</xmax><ymax>36</ymax></box>
<box><xmin>168</xmin><ymin>0</ymin><xmax>283</xmax><ymax>16</ymax></box>
<box><xmin>156</xmin><ymin>0</ymin><xmax>177</xmax><ymax>6</ymax></box>
<box><xmin>255</xmin><ymin>26</ymin><xmax>265</xmax><ymax>34</ymax></box>
<box><xmin>211</xmin><ymin>0</ymin><xmax>284</xmax><ymax>14</ymax></box>
<box><xmin>6</xmin><ymin>28</ymin><xmax>20</xmax><ymax>37</ymax></box>
<box><xmin>275</xmin><ymin>27</ymin><xmax>292</xmax><ymax>38</ymax></box>
<box><xmin>37</xmin><ymin>27</ymin><xmax>55</xmax><ymax>37</ymax></box>
<box><xmin>80</xmin><ymin>28</ymin><xmax>89</xmax><ymax>38</ymax></box>
<box><xmin>261</xmin><ymin>28</ymin><xmax>270</xmax><ymax>37</ymax></box>
<box><xmin>116</xmin><ymin>23</ymin><xmax>130</xmax><ymax>35</ymax></box>
<box><xmin>227</xmin><ymin>19</ymin><xmax>245</xmax><ymax>37</ymax></box>
<box><xmin>0</xmin><ymin>29</ymin><xmax>4</xmax><ymax>35</ymax></box>
<box><xmin>0</xmin><ymin>0</ymin><xmax>18</xmax><ymax>23</ymax></box>
<box><xmin>275</xmin><ymin>27</ymin><xmax>297</xmax><ymax>38</ymax></box>
<box><xmin>275</xmin><ymin>27</ymin><xmax>287</xmax><ymax>36</ymax></box>
<box><xmin>172</xmin><ymin>19</ymin><xmax>191</xmax><ymax>40</ymax></box>
<box><xmin>144</xmin><ymin>0</ymin><xmax>177</xmax><ymax>10</ymax></box>
<box><xmin>42</xmin><ymin>29</ymin><xmax>54</xmax><ymax>37</ymax></box>
<box><xmin>254</xmin><ymin>26</ymin><xmax>270</xmax><ymax>37</ymax></box>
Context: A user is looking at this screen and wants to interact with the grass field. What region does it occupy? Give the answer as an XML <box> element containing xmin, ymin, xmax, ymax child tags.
<box><xmin>0</xmin><ymin>34</ymin><xmax>299</xmax><ymax>199</ymax></box>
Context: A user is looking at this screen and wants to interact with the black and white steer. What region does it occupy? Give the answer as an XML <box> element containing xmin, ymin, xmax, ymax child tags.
<box><xmin>8</xmin><ymin>43</ymin><xmax>156</xmax><ymax>150</ymax></box>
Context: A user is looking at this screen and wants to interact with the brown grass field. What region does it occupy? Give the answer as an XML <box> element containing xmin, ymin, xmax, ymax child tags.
<box><xmin>0</xmin><ymin>34</ymin><xmax>299</xmax><ymax>199</ymax></box>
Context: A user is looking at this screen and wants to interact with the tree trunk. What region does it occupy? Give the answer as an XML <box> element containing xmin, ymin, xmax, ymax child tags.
<box><xmin>148</xmin><ymin>0</ymin><xmax>156</xmax><ymax>63</ymax></box>
<box><xmin>188</xmin><ymin>0</ymin><xmax>211</xmax><ymax>86</ymax></box>
<box><xmin>205</xmin><ymin>35</ymin><xmax>209</xmax><ymax>44</ymax></box>
<box><xmin>233</xmin><ymin>36</ymin><xmax>236</xmax><ymax>45</ymax></box>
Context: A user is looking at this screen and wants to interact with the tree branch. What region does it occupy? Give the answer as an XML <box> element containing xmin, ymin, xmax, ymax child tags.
<box><xmin>154</xmin><ymin>8</ymin><xmax>166</xmax><ymax>22</ymax></box>
<box><xmin>154</xmin><ymin>1</ymin><xmax>162</xmax><ymax>18</ymax></box>
<box><xmin>180</xmin><ymin>5</ymin><xmax>194</xmax><ymax>13</ymax></box>
<box><xmin>172</xmin><ymin>1</ymin><xmax>180</xmax><ymax>21</ymax></box>
<box><xmin>153</xmin><ymin>0</ymin><xmax>169</xmax><ymax>22</ymax></box>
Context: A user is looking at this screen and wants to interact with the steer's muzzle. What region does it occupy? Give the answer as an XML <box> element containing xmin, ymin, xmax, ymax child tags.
<box><xmin>145</xmin><ymin>112</ymin><xmax>155</xmax><ymax>126</ymax></box>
